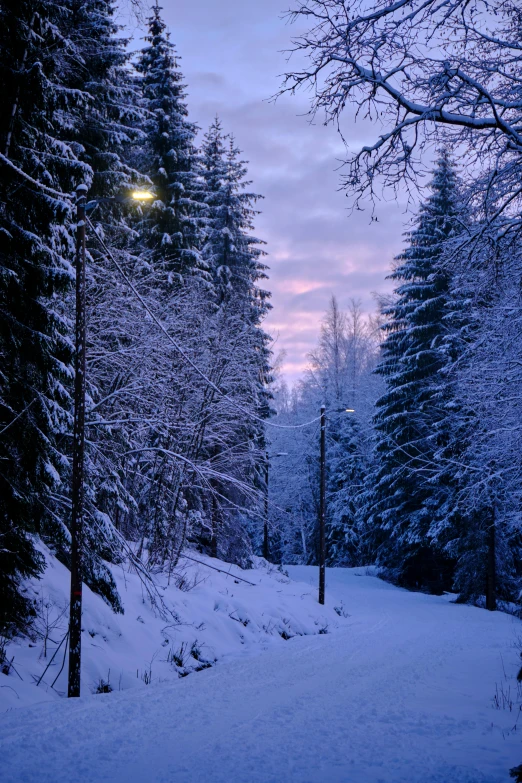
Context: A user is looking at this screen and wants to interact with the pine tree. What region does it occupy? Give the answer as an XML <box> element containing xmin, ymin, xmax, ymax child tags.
<box><xmin>108</xmin><ymin>4</ymin><xmax>209</xmax><ymax>568</ymax></box>
<box><xmin>199</xmin><ymin>117</ymin><xmax>231</xmax><ymax>302</ymax></box>
<box><xmin>366</xmin><ymin>150</ymin><xmax>464</xmax><ymax>592</ymax></box>
<box><xmin>51</xmin><ymin>0</ymin><xmax>146</xmax><ymax>611</ymax></box>
<box><xmin>134</xmin><ymin>3</ymin><xmax>207</xmax><ymax>286</ymax></box>
<box><xmin>423</xmin><ymin>235</ymin><xmax>480</xmax><ymax>600</ymax></box>
<box><xmin>64</xmin><ymin>0</ymin><xmax>141</xmax><ymax>198</ymax></box>
<box><xmin>435</xmin><ymin>236</ymin><xmax>522</xmax><ymax>608</ymax></box>
<box><xmin>326</xmin><ymin>414</ymin><xmax>366</xmax><ymax>566</ymax></box>
<box><xmin>0</xmin><ymin>0</ymin><xmax>82</xmax><ymax>634</ymax></box>
<box><xmin>197</xmin><ymin>120</ymin><xmax>272</xmax><ymax>557</ymax></box>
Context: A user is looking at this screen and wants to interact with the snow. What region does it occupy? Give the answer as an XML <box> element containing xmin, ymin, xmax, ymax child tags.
<box><xmin>0</xmin><ymin>545</ymin><xmax>339</xmax><ymax>711</ymax></box>
<box><xmin>1</xmin><ymin>565</ymin><xmax>521</xmax><ymax>782</ymax></box>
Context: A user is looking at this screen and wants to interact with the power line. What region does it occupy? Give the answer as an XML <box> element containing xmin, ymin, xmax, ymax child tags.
<box><xmin>87</xmin><ymin>217</ymin><xmax>320</xmax><ymax>432</ymax></box>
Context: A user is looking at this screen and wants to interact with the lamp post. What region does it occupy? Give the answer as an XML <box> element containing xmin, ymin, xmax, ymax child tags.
<box><xmin>264</xmin><ymin>455</ymin><xmax>269</xmax><ymax>560</ymax></box>
<box><xmin>264</xmin><ymin>451</ymin><xmax>288</xmax><ymax>562</ymax></box>
<box><xmin>68</xmin><ymin>185</ymin><xmax>87</xmax><ymax>697</ymax></box>
<box><xmin>67</xmin><ymin>184</ymin><xmax>153</xmax><ymax>698</ymax></box>
<box><xmin>318</xmin><ymin>406</ymin><xmax>355</xmax><ymax>606</ymax></box>
<box><xmin>318</xmin><ymin>405</ymin><xmax>326</xmax><ymax>605</ymax></box>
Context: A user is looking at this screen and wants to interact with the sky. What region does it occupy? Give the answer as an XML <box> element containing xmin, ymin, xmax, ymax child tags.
<box><xmin>124</xmin><ymin>0</ymin><xmax>407</xmax><ymax>384</ymax></box>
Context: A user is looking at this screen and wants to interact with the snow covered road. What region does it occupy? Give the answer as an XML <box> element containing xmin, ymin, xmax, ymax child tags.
<box><xmin>1</xmin><ymin>567</ymin><xmax>521</xmax><ymax>783</ymax></box>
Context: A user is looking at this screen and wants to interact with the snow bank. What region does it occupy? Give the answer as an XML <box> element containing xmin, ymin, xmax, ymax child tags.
<box><xmin>2</xmin><ymin>566</ymin><xmax>521</xmax><ymax>783</ymax></box>
<box><xmin>0</xmin><ymin>546</ymin><xmax>340</xmax><ymax>711</ymax></box>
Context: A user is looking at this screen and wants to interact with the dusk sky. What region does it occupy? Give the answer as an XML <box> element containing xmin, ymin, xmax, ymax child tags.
<box><xmin>126</xmin><ymin>0</ymin><xmax>407</xmax><ymax>383</ymax></box>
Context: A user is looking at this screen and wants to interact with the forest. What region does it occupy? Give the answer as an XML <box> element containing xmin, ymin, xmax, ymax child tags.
<box><xmin>2</xmin><ymin>0</ymin><xmax>522</xmax><ymax>781</ymax></box>
<box><xmin>1</xmin><ymin>0</ymin><xmax>273</xmax><ymax>638</ymax></box>
<box><xmin>269</xmin><ymin>0</ymin><xmax>522</xmax><ymax>619</ymax></box>
<box><xmin>2</xmin><ymin>0</ymin><xmax>522</xmax><ymax>643</ymax></box>
<box><xmin>269</xmin><ymin>150</ymin><xmax>520</xmax><ymax>612</ymax></box>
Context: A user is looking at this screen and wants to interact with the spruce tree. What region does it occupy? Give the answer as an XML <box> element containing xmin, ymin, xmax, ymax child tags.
<box><xmin>326</xmin><ymin>414</ymin><xmax>366</xmax><ymax>566</ymax></box>
<box><xmin>51</xmin><ymin>0</ymin><xmax>145</xmax><ymax>611</ymax></box>
<box><xmin>63</xmin><ymin>0</ymin><xmax>142</xmax><ymax>199</ymax></box>
<box><xmin>134</xmin><ymin>3</ymin><xmax>207</xmax><ymax>286</ymax></box>
<box><xmin>435</xmin><ymin>237</ymin><xmax>522</xmax><ymax>608</ymax></box>
<box><xmin>197</xmin><ymin>120</ymin><xmax>272</xmax><ymax>557</ymax></box>
<box><xmin>366</xmin><ymin>150</ymin><xmax>464</xmax><ymax>592</ymax></box>
<box><xmin>0</xmin><ymin>0</ymin><xmax>82</xmax><ymax>634</ymax></box>
<box><xmin>199</xmin><ymin>117</ymin><xmax>231</xmax><ymax>302</ymax></box>
<box><xmin>199</xmin><ymin>123</ymin><xmax>271</xmax><ymax>344</ymax></box>
<box><xmin>113</xmin><ymin>4</ymin><xmax>208</xmax><ymax>567</ymax></box>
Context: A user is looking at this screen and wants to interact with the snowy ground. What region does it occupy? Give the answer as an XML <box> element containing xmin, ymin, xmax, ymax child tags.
<box><xmin>1</xmin><ymin>565</ymin><xmax>522</xmax><ymax>782</ymax></box>
<box><xmin>0</xmin><ymin>545</ymin><xmax>339</xmax><ymax>710</ymax></box>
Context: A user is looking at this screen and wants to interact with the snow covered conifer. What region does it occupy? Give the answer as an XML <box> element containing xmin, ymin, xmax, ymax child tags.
<box><xmin>367</xmin><ymin>151</ymin><xmax>464</xmax><ymax>591</ymax></box>
<box><xmin>326</xmin><ymin>414</ymin><xmax>366</xmax><ymax>566</ymax></box>
<box><xmin>134</xmin><ymin>4</ymin><xmax>207</xmax><ymax>285</ymax></box>
<box><xmin>435</xmin><ymin>237</ymin><xmax>522</xmax><ymax>608</ymax></box>
<box><xmin>200</xmin><ymin>126</ymin><xmax>272</xmax><ymax>411</ymax></box>
<box><xmin>0</xmin><ymin>0</ymin><xmax>82</xmax><ymax>634</ymax></box>
<box><xmin>64</xmin><ymin>0</ymin><xmax>141</xmax><ymax>199</ymax></box>
<box><xmin>200</xmin><ymin>122</ymin><xmax>270</xmax><ymax>315</ymax></box>
<box><xmin>196</xmin><ymin>121</ymin><xmax>273</xmax><ymax>555</ymax></box>
<box><xmin>54</xmin><ymin>0</ymin><xmax>143</xmax><ymax>610</ymax></box>
<box><xmin>198</xmin><ymin>117</ymin><xmax>230</xmax><ymax>301</ymax></box>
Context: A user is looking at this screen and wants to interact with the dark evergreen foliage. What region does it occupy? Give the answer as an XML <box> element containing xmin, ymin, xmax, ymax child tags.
<box><xmin>365</xmin><ymin>151</ymin><xmax>464</xmax><ymax>591</ymax></box>
<box><xmin>196</xmin><ymin>119</ymin><xmax>273</xmax><ymax>558</ymax></box>
<box><xmin>134</xmin><ymin>4</ymin><xmax>207</xmax><ymax>285</ymax></box>
<box><xmin>58</xmin><ymin>0</ymin><xmax>142</xmax><ymax>612</ymax></box>
<box><xmin>326</xmin><ymin>414</ymin><xmax>366</xmax><ymax>566</ymax></box>
<box><xmin>0</xmin><ymin>0</ymin><xmax>79</xmax><ymax>635</ymax></box>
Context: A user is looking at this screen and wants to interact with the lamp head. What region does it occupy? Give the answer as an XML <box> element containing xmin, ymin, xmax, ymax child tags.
<box><xmin>131</xmin><ymin>190</ymin><xmax>154</xmax><ymax>202</ymax></box>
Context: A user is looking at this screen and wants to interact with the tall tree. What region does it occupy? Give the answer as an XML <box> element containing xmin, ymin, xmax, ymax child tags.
<box><xmin>326</xmin><ymin>413</ymin><xmax>366</xmax><ymax>566</ymax></box>
<box><xmin>134</xmin><ymin>3</ymin><xmax>207</xmax><ymax>286</ymax></box>
<box><xmin>366</xmin><ymin>151</ymin><xmax>464</xmax><ymax>592</ymax></box>
<box><xmin>434</xmin><ymin>235</ymin><xmax>522</xmax><ymax>608</ymax></box>
<box><xmin>197</xmin><ymin>120</ymin><xmax>273</xmax><ymax>558</ymax></box>
<box><xmin>54</xmin><ymin>0</ymin><xmax>145</xmax><ymax>610</ymax></box>
<box><xmin>0</xmin><ymin>0</ymin><xmax>83</xmax><ymax>634</ymax></box>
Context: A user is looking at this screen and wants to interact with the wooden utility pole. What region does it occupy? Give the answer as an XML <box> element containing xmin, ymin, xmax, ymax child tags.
<box><xmin>319</xmin><ymin>405</ymin><xmax>326</xmax><ymax>605</ymax></box>
<box><xmin>68</xmin><ymin>183</ymin><xmax>88</xmax><ymax>697</ymax></box>
<box><xmin>65</xmin><ymin>186</ymin><xmax>153</xmax><ymax>697</ymax></box>
<box><xmin>263</xmin><ymin>452</ymin><xmax>269</xmax><ymax>560</ymax></box>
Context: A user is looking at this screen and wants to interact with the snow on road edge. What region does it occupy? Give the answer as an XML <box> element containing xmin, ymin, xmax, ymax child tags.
<box><xmin>0</xmin><ymin>545</ymin><xmax>342</xmax><ymax>711</ymax></box>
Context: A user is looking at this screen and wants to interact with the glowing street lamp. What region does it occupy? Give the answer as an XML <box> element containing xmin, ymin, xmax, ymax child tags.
<box><xmin>131</xmin><ymin>190</ymin><xmax>154</xmax><ymax>201</ymax></box>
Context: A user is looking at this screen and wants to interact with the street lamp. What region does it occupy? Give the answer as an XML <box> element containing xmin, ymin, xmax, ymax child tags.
<box><xmin>131</xmin><ymin>191</ymin><xmax>154</xmax><ymax>201</ymax></box>
<box><xmin>264</xmin><ymin>451</ymin><xmax>288</xmax><ymax>561</ymax></box>
<box><xmin>318</xmin><ymin>405</ymin><xmax>355</xmax><ymax>606</ymax></box>
<box><xmin>68</xmin><ymin>183</ymin><xmax>153</xmax><ymax>699</ymax></box>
